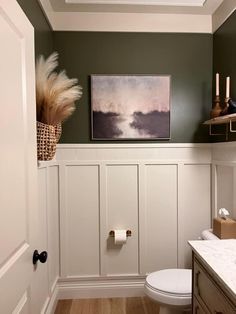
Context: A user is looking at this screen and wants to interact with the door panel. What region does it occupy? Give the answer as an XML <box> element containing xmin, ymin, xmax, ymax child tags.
<box><xmin>0</xmin><ymin>3</ymin><xmax>28</xmax><ymax>267</ymax></box>
<box><xmin>0</xmin><ymin>1</ymin><xmax>37</xmax><ymax>313</ymax></box>
<box><xmin>12</xmin><ymin>292</ymin><xmax>30</xmax><ymax>314</ymax></box>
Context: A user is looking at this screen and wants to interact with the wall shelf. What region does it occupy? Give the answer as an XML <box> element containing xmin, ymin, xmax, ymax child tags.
<box><xmin>204</xmin><ymin>113</ymin><xmax>236</xmax><ymax>140</ymax></box>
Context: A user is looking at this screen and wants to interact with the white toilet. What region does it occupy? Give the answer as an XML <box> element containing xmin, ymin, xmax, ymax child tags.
<box><xmin>144</xmin><ymin>229</ymin><xmax>219</xmax><ymax>314</ymax></box>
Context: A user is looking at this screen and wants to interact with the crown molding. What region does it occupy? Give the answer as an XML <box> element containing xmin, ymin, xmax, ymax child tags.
<box><xmin>54</xmin><ymin>12</ymin><xmax>211</xmax><ymax>32</ymax></box>
<box><xmin>212</xmin><ymin>0</ymin><xmax>236</xmax><ymax>33</ymax></box>
<box><xmin>39</xmin><ymin>0</ymin><xmax>212</xmax><ymax>32</ymax></box>
<box><xmin>39</xmin><ymin>0</ymin><xmax>235</xmax><ymax>33</ymax></box>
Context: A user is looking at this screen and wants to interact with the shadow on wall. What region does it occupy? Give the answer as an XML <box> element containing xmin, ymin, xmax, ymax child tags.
<box><xmin>106</xmin><ymin>237</ymin><xmax>123</xmax><ymax>254</ymax></box>
<box><xmin>193</xmin><ymin>82</ymin><xmax>212</xmax><ymax>142</ymax></box>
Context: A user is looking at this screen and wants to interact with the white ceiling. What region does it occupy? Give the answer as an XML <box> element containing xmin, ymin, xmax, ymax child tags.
<box><xmin>65</xmin><ymin>0</ymin><xmax>206</xmax><ymax>6</ymax></box>
<box><xmin>45</xmin><ymin>0</ymin><xmax>222</xmax><ymax>14</ymax></box>
<box><xmin>39</xmin><ymin>0</ymin><xmax>236</xmax><ymax>33</ymax></box>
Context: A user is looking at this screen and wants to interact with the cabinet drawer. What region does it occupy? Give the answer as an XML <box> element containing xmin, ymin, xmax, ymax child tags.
<box><xmin>194</xmin><ymin>258</ymin><xmax>236</xmax><ymax>314</ymax></box>
<box><xmin>193</xmin><ymin>296</ymin><xmax>210</xmax><ymax>314</ymax></box>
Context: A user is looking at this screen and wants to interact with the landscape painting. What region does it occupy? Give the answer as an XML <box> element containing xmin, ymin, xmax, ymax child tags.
<box><xmin>91</xmin><ymin>75</ymin><xmax>170</xmax><ymax>140</ymax></box>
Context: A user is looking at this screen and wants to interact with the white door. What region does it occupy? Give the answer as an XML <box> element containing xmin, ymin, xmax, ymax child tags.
<box><xmin>0</xmin><ymin>1</ymin><xmax>38</xmax><ymax>313</ymax></box>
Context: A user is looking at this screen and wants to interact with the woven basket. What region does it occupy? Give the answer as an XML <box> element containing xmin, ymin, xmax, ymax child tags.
<box><xmin>37</xmin><ymin>121</ymin><xmax>57</xmax><ymax>161</ymax></box>
<box><xmin>54</xmin><ymin>123</ymin><xmax>62</xmax><ymax>143</ymax></box>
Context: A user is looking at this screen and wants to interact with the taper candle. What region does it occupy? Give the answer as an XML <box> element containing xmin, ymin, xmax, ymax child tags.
<box><xmin>226</xmin><ymin>76</ymin><xmax>230</xmax><ymax>98</ymax></box>
<box><xmin>216</xmin><ymin>73</ymin><xmax>219</xmax><ymax>96</ymax></box>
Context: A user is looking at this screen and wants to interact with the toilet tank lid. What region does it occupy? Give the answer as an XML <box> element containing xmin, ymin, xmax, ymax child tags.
<box><xmin>146</xmin><ymin>269</ymin><xmax>192</xmax><ymax>295</ymax></box>
<box><xmin>201</xmin><ymin>229</ymin><xmax>219</xmax><ymax>240</ymax></box>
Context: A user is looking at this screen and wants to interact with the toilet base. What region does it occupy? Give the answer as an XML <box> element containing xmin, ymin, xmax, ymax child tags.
<box><xmin>159</xmin><ymin>306</ymin><xmax>191</xmax><ymax>314</ymax></box>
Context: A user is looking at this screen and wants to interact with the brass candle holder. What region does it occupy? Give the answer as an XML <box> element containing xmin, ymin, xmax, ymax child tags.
<box><xmin>220</xmin><ymin>97</ymin><xmax>230</xmax><ymax>116</ymax></box>
<box><xmin>210</xmin><ymin>95</ymin><xmax>222</xmax><ymax>118</ymax></box>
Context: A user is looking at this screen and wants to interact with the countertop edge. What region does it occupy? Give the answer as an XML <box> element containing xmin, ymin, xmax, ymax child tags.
<box><xmin>188</xmin><ymin>240</ymin><xmax>236</xmax><ymax>303</ymax></box>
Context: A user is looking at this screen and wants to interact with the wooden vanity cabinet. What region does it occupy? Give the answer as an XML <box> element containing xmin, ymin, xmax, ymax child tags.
<box><xmin>193</xmin><ymin>296</ymin><xmax>210</xmax><ymax>314</ymax></box>
<box><xmin>192</xmin><ymin>255</ymin><xmax>236</xmax><ymax>314</ymax></box>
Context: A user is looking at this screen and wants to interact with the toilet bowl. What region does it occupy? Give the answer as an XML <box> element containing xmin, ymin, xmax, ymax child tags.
<box><xmin>144</xmin><ymin>269</ymin><xmax>191</xmax><ymax>314</ymax></box>
<box><xmin>144</xmin><ymin>229</ymin><xmax>220</xmax><ymax>314</ymax></box>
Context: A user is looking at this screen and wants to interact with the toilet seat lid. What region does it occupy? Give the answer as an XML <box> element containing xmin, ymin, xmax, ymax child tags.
<box><xmin>146</xmin><ymin>269</ymin><xmax>192</xmax><ymax>295</ymax></box>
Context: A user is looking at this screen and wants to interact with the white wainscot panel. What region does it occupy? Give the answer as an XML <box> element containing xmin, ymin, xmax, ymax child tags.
<box><xmin>178</xmin><ymin>164</ymin><xmax>211</xmax><ymax>268</ymax></box>
<box><xmin>32</xmin><ymin>167</ymin><xmax>49</xmax><ymax>312</ymax></box>
<box><xmin>64</xmin><ymin>165</ymin><xmax>100</xmax><ymax>277</ymax></box>
<box><xmin>47</xmin><ymin>166</ymin><xmax>60</xmax><ymax>292</ymax></box>
<box><xmin>216</xmin><ymin>165</ymin><xmax>234</xmax><ymax>213</ymax></box>
<box><xmin>212</xmin><ymin>142</ymin><xmax>236</xmax><ymax>162</ymax></box>
<box><xmin>215</xmin><ymin>165</ymin><xmax>236</xmax><ymax>219</ymax></box>
<box><xmin>144</xmin><ymin>164</ymin><xmax>178</xmax><ymax>273</ymax></box>
<box><xmin>105</xmin><ymin>165</ymin><xmax>139</xmax><ymax>276</ymax></box>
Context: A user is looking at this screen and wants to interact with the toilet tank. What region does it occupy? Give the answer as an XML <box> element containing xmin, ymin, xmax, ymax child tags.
<box><xmin>201</xmin><ymin>229</ymin><xmax>219</xmax><ymax>240</ymax></box>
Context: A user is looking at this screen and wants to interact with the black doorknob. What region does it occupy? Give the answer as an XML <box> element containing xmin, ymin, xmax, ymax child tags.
<box><xmin>33</xmin><ymin>250</ymin><xmax>48</xmax><ymax>265</ymax></box>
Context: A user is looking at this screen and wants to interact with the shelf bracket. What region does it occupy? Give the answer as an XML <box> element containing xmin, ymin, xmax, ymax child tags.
<box><xmin>229</xmin><ymin>120</ymin><xmax>236</xmax><ymax>132</ymax></box>
<box><xmin>209</xmin><ymin>124</ymin><xmax>228</xmax><ymax>141</ymax></box>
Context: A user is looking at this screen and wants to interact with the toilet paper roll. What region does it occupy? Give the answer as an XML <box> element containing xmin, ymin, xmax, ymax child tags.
<box><xmin>114</xmin><ymin>230</ymin><xmax>127</xmax><ymax>245</ymax></box>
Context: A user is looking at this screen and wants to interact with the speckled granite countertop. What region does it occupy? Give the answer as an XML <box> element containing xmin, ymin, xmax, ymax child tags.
<box><xmin>189</xmin><ymin>239</ymin><xmax>236</xmax><ymax>298</ymax></box>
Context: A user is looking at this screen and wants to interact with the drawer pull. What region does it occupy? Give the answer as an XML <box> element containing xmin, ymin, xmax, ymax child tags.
<box><xmin>214</xmin><ymin>312</ymin><xmax>223</xmax><ymax>314</ymax></box>
<box><xmin>195</xmin><ymin>270</ymin><xmax>201</xmax><ymax>295</ymax></box>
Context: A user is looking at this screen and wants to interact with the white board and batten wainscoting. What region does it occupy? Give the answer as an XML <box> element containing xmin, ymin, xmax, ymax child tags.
<box><xmin>38</xmin><ymin>143</ymin><xmax>213</xmax><ymax>303</ymax></box>
<box><xmin>37</xmin><ymin>162</ymin><xmax>60</xmax><ymax>314</ymax></box>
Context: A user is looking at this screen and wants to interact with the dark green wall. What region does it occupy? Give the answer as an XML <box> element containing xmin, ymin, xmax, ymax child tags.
<box><xmin>53</xmin><ymin>32</ymin><xmax>212</xmax><ymax>143</ymax></box>
<box><xmin>213</xmin><ymin>10</ymin><xmax>236</xmax><ymax>141</ymax></box>
<box><xmin>15</xmin><ymin>1</ymin><xmax>213</xmax><ymax>143</ymax></box>
<box><xmin>14</xmin><ymin>2</ymin><xmax>236</xmax><ymax>143</ymax></box>
<box><xmin>17</xmin><ymin>0</ymin><xmax>53</xmax><ymax>57</ymax></box>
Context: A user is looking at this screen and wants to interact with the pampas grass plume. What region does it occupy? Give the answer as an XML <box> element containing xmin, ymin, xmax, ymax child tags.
<box><xmin>36</xmin><ymin>52</ymin><xmax>82</xmax><ymax>125</ymax></box>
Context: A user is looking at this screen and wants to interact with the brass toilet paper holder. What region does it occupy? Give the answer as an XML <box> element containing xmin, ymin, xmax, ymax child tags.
<box><xmin>109</xmin><ymin>230</ymin><xmax>132</xmax><ymax>237</ymax></box>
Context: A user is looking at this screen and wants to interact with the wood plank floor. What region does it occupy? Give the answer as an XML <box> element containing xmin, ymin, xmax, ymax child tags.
<box><xmin>55</xmin><ymin>297</ymin><xmax>160</xmax><ymax>314</ymax></box>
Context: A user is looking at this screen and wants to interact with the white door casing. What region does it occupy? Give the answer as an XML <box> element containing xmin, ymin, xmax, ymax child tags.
<box><xmin>0</xmin><ymin>1</ymin><xmax>37</xmax><ymax>313</ymax></box>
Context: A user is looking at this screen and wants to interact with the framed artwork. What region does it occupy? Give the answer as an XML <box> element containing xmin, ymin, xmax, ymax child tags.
<box><xmin>91</xmin><ymin>75</ymin><xmax>171</xmax><ymax>140</ymax></box>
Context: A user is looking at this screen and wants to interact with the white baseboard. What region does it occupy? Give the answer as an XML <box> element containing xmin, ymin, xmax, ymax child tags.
<box><xmin>57</xmin><ymin>277</ymin><xmax>146</xmax><ymax>300</ymax></box>
<box><xmin>45</xmin><ymin>285</ymin><xmax>59</xmax><ymax>314</ymax></box>
<box><xmin>43</xmin><ymin>277</ymin><xmax>145</xmax><ymax>311</ymax></box>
